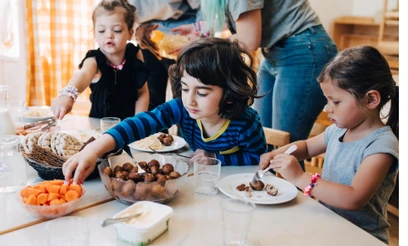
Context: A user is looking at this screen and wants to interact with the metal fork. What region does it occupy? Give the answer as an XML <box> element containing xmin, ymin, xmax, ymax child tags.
<box><xmin>148</xmin><ymin>146</ymin><xmax>191</xmax><ymax>159</ymax></box>
<box><xmin>252</xmin><ymin>144</ymin><xmax>298</xmax><ymax>184</ymax></box>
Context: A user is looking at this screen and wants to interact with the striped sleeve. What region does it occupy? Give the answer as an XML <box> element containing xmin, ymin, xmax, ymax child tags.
<box><xmin>216</xmin><ymin>109</ymin><xmax>267</xmax><ymax>166</ymax></box>
<box><xmin>106</xmin><ymin>99</ymin><xmax>184</xmax><ymax>150</ymax></box>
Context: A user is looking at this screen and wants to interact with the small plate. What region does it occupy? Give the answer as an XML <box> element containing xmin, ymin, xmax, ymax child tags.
<box><xmin>23</xmin><ymin>106</ymin><xmax>54</xmax><ymax>123</ymax></box>
<box><xmin>218</xmin><ymin>173</ymin><xmax>298</xmax><ymax>205</ymax></box>
<box><xmin>128</xmin><ymin>133</ymin><xmax>187</xmax><ymax>153</ymax></box>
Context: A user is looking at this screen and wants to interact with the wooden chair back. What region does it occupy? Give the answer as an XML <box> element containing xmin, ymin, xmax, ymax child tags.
<box><xmin>263</xmin><ymin>127</ymin><xmax>290</xmax><ymax>179</ymax></box>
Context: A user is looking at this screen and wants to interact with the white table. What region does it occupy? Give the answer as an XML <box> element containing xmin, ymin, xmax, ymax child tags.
<box><xmin>0</xmin><ymin>116</ymin><xmax>385</xmax><ymax>245</ymax></box>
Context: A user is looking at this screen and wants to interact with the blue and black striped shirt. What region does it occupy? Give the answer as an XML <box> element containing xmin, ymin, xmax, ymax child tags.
<box><xmin>106</xmin><ymin>98</ymin><xmax>267</xmax><ymax>165</ymax></box>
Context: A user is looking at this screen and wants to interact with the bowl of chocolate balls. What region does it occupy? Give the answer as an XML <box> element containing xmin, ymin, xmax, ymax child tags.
<box><xmin>98</xmin><ymin>152</ymin><xmax>190</xmax><ymax>205</ymax></box>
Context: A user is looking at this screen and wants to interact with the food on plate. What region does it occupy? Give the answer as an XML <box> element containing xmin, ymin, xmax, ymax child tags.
<box><xmin>249</xmin><ymin>180</ymin><xmax>265</xmax><ymax>191</ymax></box>
<box><xmin>264</xmin><ymin>184</ymin><xmax>279</xmax><ymax>196</ymax></box>
<box><xmin>133</xmin><ymin>135</ymin><xmax>162</xmax><ymax>150</ymax></box>
<box><xmin>236</xmin><ymin>184</ymin><xmax>246</xmax><ymax>191</ymax></box>
<box><xmin>158</xmin><ymin>133</ymin><xmax>174</xmax><ymax>146</ymax></box>
<box><xmin>133</xmin><ymin>133</ymin><xmax>175</xmax><ymax>150</ymax></box>
<box><xmin>20</xmin><ymin>179</ymin><xmax>83</xmax><ymax>206</ymax></box>
<box><xmin>236</xmin><ymin>181</ymin><xmax>279</xmax><ymax>197</ymax></box>
<box><xmin>23</xmin><ymin>107</ymin><xmax>53</xmax><ymax>118</ymax></box>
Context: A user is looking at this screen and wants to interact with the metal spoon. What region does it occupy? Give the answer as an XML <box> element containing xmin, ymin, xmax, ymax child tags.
<box><xmin>252</xmin><ymin>144</ymin><xmax>298</xmax><ymax>183</ymax></box>
<box><xmin>122</xmin><ymin>146</ymin><xmax>146</xmax><ymax>174</ymax></box>
<box><xmin>101</xmin><ymin>212</ymin><xmax>143</xmax><ymax>227</ymax></box>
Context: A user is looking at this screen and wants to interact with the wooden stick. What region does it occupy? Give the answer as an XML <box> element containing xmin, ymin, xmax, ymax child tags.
<box><xmin>0</xmin><ymin>197</ymin><xmax>114</xmax><ymax>235</ymax></box>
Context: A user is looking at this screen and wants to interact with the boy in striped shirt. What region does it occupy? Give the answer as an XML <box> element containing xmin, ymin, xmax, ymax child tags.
<box><xmin>63</xmin><ymin>38</ymin><xmax>267</xmax><ymax>183</ymax></box>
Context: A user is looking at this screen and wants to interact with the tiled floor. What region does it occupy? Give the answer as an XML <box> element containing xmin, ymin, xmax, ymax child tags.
<box><xmin>388</xmin><ymin>212</ymin><xmax>399</xmax><ymax>246</ymax></box>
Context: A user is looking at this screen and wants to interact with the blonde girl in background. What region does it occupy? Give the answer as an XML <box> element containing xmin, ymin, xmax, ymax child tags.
<box><xmin>51</xmin><ymin>0</ymin><xmax>150</xmax><ymax>120</ymax></box>
<box><xmin>259</xmin><ymin>46</ymin><xmax>398</xmax><ymax>244</ymax></box>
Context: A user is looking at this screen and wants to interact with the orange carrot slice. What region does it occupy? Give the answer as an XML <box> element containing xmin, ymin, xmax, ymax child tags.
<box><xmin>60</xmin><ymin>184</ymin><xmax>69</xmax><ymax>195</ymax></box>
<box><xmin>47</xmin><ymin>193</ymin><xmax>60</xmax><ymax>201</ymax></box>
<box><xmin>25</xmin><ymin>194</ymin><xmax>37</xmax><ymax>205</ymax></box>
<box><xmin>20</xmin><ymin>186</ymin><xmax>32</xmax><ymax>198</ymax></box>
<box><xmin>49</xmin><ymin>199</ymin><xmax>61</xmax><ymax>205</ymax></box>
<box><xmin>68</xmin><ymin>184</ymin><xmax>82</xmax><ymax>197</ymax></box>
<box><xmin>24</xmin><ymin>188</ymin><xmax>43</xmax><ymax>198</ymax></box>
<box><xmin>33</xmin><ymin>184</ymin><xmax>46</xmax><ymax>193</ymax></box>
<box><xmin>37</xmin><ymin>193</ymin><xmax>48</xmax><ymax>205</ymax></box>
<box><xmin>65</xmin><ymin>190</ymin><xmax>79</xmax><ymax>202</ymax></box>
<box><xmin>47</xmin><ymin>185</ymin><xmax>61</xmax><ymax>194</ymax></box>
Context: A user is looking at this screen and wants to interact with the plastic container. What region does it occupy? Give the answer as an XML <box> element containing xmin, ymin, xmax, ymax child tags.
<box><xmin>114</xmin><ymin>201</ymin><xmax>173</xmax><ymax>245</ymax></box>
<box><xmin>19</xmin><ymin>182</ymin><xmax>85</xmax><ymax>219</ymax></box>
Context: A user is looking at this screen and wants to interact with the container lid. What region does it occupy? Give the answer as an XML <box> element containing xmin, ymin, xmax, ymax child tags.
<box><xmin>114</xmin><ymin>201</ymin><xmax>173</xmax><ymax>230</ymax></box>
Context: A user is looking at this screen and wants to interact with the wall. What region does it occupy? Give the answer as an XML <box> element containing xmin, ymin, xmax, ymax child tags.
<box><xmin>0</xmin><ymin>0</ymin><xmax>26</xmax><ymax>102</ymax></box>
<box><xmin>309</xmin><ymin>0</ymin><xmax>353</xmax><ymax>33</ymax></box>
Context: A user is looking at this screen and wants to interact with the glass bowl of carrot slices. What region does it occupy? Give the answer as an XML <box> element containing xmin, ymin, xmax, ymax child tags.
<box><xmin>19</xmin><ymin>179</ymin><xmax>85</xmax><ymax>219</ymax></box>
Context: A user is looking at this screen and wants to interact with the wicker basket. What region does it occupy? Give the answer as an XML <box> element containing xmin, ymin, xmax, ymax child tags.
<box><xmin>25</xmin><ymin>156</ymin><xmax>100</xmax><ymax>181</ymax></box>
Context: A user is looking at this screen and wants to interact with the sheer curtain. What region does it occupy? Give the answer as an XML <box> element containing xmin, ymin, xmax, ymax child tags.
<box><xmin>25</xmin><ymin>0</ymin><xmax>95</xmax><ymax>106</ymax></box>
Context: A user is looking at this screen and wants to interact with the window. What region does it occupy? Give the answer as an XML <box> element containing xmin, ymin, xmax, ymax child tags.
<box><xmin>0</xmin><ymin>0</ymin><xmax>19</xmax><ymax>59</ymax></box>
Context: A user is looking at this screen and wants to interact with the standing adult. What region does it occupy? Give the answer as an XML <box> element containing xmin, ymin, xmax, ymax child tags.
<box><xmin>130</xmin><ymin>0</ymin><xmax>200</xmax><ymax>111</ymax></box>
<box><xmin>200</xmin><ymin>0</ymin><xmax>337</xmax><ymax>169</ymax></box>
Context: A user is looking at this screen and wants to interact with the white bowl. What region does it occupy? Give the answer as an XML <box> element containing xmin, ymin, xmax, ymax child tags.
<box><xmin>114</xmin><ymin>201</ymin><xmax>173</xmax><ymax>245</ymax></box>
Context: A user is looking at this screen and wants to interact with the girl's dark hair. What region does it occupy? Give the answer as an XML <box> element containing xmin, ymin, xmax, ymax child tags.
<box><xmin>317</xmin><ymin>46</ymin><xmax>399</xmax><ymax>138</ymax></box>
<box><xmin>169</xmin><ymin>37</ymin><xmax>260</xmax><ymax>119</ymax></box>
<box><xmin>92</xmin><ymin>0</ymin><xmax>136</xmax><ymax>31</ymax></box>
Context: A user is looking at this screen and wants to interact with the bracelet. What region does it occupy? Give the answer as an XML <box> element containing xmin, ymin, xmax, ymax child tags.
<box><xmin>192</xmin><ymin>21</ymin><xmax>209</xmax><ymax>37</ymax></box>
<box><xmin>58</xmin><ymin>85</ymin><xmax>80</xmax><ymax>102</ymax></box>
<box><xmin>304</xmin><ymin>173</ymin><xmax>321</xmax><ymax>196</ymax></box>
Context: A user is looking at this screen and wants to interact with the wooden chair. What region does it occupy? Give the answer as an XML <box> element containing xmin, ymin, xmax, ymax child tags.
<box><xmin>263</xmin><ymin>127</ymin><xmax>290</xmax><ymax>148</ymax></box>
<box><xmin>262</xmin><ymin>127</ymin><xmax>290</xmax><ymax>178</ymax></box>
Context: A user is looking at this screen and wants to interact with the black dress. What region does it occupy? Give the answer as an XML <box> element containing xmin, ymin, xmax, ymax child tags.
<box><xmin>79</xmin><ymin>43</ymin><xmax>150</xmax><ymax>120</ymax></box>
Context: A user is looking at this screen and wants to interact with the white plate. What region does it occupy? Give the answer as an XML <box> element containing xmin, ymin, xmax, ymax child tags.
<box><xmin>22</xmin><ymin>106</ymin><xmax>54</xmax><ymax>123</ymax></box>
<box><xmin>128</xmin><ymin>133</ymin><xmax>187</xmax><ymax>153</ymax></box>
<box><xmin>218</xmin><ymin>173</ymin><xmax>298</xmax><ymax>205</ymax></box>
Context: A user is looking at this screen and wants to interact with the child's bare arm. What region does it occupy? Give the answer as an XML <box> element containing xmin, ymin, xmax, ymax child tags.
<box><xmin>276</xmin><ymin>152</ymin><xmax>394</xmax><ymax>210</ymax></box>
<box><xmin>62</xmin><ymin>133</ymin><xmax>116</xmax><ymax>184</ymax></box>
<box><xmin>135</xmin><ymin>83</ymin><xmax>149</xmax><ymax>113</ymax></box>
<box><xmin>51</xmin><ymin>58</ymin><xmax>98</xmax><ymax>119</ymax></box>
<box><xmin>134</xmin><ymin>50</ymin><xmax>149</xmax><ymax>114</ymax></box>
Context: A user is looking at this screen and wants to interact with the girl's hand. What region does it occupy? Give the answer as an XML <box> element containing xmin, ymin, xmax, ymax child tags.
<box><xmin>190</xmin><ymin>149</ymin><xmax>216</xmax><ymax>164</ymax></box>
<box><xmin>51</xmin><ymin>96</ymin><xmax>74</xmax><ymax>120</ymax></box>
<box><xmin>171</xmin><ymin>24</ymin><xmax>196</xmax><ymax>36</ymax></box>
<box><xmin>259</xmin><ymin>151</ymin><xmax>279</xmax><ymax>170</ymax></box>
<box><xmin>62</xmin><ymin>148</ymin><xmax>99</xmax><ymax>184</ymax></box>
<box><xmin>269</xmin><ymin>154</ymin><xmax>304</xmax><ymax>183</ymax></box>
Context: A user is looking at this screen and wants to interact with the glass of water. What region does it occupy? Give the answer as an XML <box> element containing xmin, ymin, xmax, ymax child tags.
<box><xmin>100</xmin><ymin>117</ymin><xmax>121</xmax><ymax>133</ymax></box>
<box><xmin>194</xmin><ymin>157</ymin><xmax>221</xmax><ymax>196</ymax></box>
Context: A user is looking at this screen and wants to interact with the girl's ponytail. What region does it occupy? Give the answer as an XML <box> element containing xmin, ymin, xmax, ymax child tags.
<box><xmin>386</xmin><ymin>86</ymin><xmax>399</xmax><ymax>139</ymax></box>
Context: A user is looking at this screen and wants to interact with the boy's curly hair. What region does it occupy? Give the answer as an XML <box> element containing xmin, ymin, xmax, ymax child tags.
<box><xmin>169</xmin><ymin>37</ymin><xmax>260</xmax><ymax>119</ymax></box>
<box><xmin>92</xmin><ymin>0</ymin><xmax>136</xmax><ymax>31</ymax></box>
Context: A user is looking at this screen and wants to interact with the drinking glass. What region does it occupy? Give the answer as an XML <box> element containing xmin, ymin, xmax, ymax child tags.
<box><xmin>7</xmin><ymin>100</ymin><xmax>26</xmax><ymax>125</ymax></box>
<box><xmin>0</xmin><ymin>135</ymin><xmax>27</xmax><ymax>193</ymax></box>
<box><xmin>46</xmin><ymin>216</ymin><xmax>89</xmax><ymax>246</ymax></box>
<box><xmin>194</xmin><ymin>157</ymin><xmax>221</xmax><ymax>196</ymax></box>
<box><xmin>100</xmin><ymin>117</ymin><xmax>121</xmax><ymax>133</ymax></box>
<box><xmin>221</xmin><ymin>198</ymin><xmax>256</xmax><ymax>246</ymax></box>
